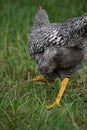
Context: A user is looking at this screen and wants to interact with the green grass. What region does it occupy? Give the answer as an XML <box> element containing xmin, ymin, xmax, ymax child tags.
<box><xmin>0</xmin><ymin>0</ymin><xmax>87</xmax><ymax>130</ymax></box>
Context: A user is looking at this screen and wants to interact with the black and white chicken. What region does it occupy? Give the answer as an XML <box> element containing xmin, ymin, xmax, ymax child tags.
<box><xmin>28</xmin><ymin>6</ymin><xmax>87</xmax><ymax>109</ymax></box>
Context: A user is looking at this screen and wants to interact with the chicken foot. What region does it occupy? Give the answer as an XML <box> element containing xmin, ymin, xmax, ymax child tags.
<box><xmin>31</xmin><ymin>75</ymin><xmax>48</xmax><ymax>86</ymax></box>
<box><xmin>46</xmin><ymin>78</ymin><xmax>70</xmax><ymax>109</ymax></box>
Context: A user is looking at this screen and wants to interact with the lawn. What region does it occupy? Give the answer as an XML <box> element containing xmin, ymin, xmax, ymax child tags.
<box><xmin>0</xmin><ymin>0</ymin><xmax>87</xmax><ymax>130</ymax></box>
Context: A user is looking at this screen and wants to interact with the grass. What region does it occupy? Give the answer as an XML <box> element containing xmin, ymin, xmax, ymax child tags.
<box><xmin>0</xmin><ymin>0</ymin><xmax>87</xmax><ymax>130</ymax></box>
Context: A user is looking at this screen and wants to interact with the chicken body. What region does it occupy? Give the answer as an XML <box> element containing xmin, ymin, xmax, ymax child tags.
<box><xmin>29</xmin><ymin>9</ymin><xmax>87</xmax><ymax>81</ymax></box>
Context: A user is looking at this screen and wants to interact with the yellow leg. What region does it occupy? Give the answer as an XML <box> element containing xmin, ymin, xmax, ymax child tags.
<box><xmin>46</xmin><ymin>78</ymin><xmax>70</xmax><ymax>109</ymax></box>
<box><xmin>31</xmin><ymin>75</ymin><xmax>48</xmax><ymax>86</ymax></box>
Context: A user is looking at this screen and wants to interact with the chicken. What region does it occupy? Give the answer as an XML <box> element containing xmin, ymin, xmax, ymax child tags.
<box><xmin>28</xmin><ymin>6</ymin><xmax>87</xmax><ymax>109</ymax></box>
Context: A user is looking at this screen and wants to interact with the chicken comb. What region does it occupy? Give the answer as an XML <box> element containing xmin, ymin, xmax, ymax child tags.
<box><xmin>39</xmin><ymin>6</ymin><xmax>43</xmax><ymax>10</ymax></box>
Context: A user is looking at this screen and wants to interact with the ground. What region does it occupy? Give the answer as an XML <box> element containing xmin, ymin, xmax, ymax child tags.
<box><xmin>0</xmin><ymin>0</ymin><xmax>87</xmax><ymax>130</ymax></box>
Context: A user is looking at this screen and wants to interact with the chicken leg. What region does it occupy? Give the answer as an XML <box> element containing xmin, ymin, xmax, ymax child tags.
<box><xmin>46</xmin><ymin>78</ymin><xmax>70</xmax><ymax>109</ymax></box>
<box><xmin>31</xmin><ymin>75</ymin><xmax>48</xmax><ymax>86</ymax></box>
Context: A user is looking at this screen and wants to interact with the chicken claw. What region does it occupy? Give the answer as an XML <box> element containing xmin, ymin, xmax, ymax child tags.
<box><xmin>46</xmin><ymin>102</ymin><xmax>61</xmax><ymax>110</ymax></box>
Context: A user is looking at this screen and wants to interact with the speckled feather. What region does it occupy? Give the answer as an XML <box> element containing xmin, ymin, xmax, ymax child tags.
<box><xmin>28</xmin><ymin>8</ymin><xmax>87</xmax><ymax>81</ymax></box>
